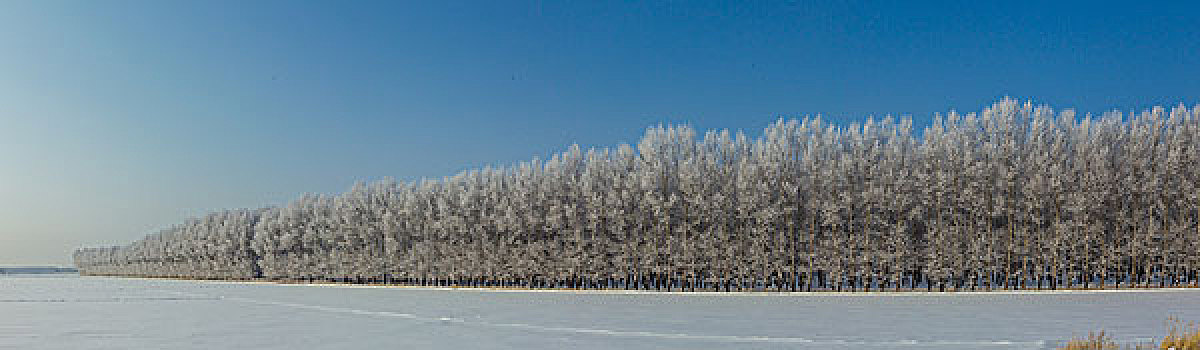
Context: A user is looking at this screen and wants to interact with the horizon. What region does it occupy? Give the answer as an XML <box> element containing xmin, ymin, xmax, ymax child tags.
<box><xmin>3</xmin><ymin>1</ymin><xmax>1198</xmax><ymax>265</ymax></box>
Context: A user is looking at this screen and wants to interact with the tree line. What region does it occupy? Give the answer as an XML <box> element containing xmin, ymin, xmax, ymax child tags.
<box><xmin>74</xmin><ymin>100</ymin><xmax>1200</xmax><ymax>292</ymax></box>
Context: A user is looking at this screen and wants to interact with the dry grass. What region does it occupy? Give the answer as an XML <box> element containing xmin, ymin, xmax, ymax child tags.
<box><xmin>1058</xmin><ymin>331</ymin><xmax>1152</xmax><ymax>350</ymax></box>
<box><xmin>1060</xmin><ymin>318</ymin><xmax>1200</xmax><ymax>350</ymax></box>
<box><xmin>1161</xmin><ymin>318</ymin><xmax>1200</xmax><ymax>350</ymax></box>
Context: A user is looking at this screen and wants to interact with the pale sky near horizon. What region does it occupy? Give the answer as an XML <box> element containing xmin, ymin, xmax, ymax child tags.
<box><xmin>2</xmin><ymin>1</ymin><xmax>1198</xmax><ymax>265</ymax></box>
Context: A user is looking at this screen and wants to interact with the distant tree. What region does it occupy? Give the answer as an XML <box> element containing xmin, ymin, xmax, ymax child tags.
<box><xmin>74</xmin><ymin>100</ymin><xmax>1200</xmax><ymax>293</ymax></box>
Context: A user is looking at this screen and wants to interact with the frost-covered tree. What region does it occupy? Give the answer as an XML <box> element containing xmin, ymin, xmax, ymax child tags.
<box><xmin>75</xmin><ymin>100</ymin><xmax>1200</xmax><ymax>291</ymax></box>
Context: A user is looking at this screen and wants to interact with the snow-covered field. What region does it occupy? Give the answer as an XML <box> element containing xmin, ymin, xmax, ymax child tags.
<box><xmin>3</xmin><ymin>275</ymin><xmax>1199</xmax><ymax>349</ymax></box>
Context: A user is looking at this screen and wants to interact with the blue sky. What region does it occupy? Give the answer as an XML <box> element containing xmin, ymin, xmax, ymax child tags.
<box><xmin>1</xmin><ymin>1</ymin><xmax>1197</xmax><ymax>265</ymax></box>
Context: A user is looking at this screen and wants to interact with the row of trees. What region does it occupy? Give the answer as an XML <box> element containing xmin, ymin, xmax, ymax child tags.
<box><xmin>75</xmin><ymin>100</ymin><xmax>1200</xmax><ymax>291</ymax></box>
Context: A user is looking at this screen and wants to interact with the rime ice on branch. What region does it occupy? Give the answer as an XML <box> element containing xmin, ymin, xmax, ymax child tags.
<box><xmin>74</xmin><ymin>100</ymin><xmax>1200</xmax><ymax>291</ymax></box>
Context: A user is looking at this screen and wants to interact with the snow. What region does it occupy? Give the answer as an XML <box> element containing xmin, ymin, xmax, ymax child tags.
<box><xmin>3</xmin><ymin>274</ymin><xmax>1199</xmax><ymax>349</ymax></box>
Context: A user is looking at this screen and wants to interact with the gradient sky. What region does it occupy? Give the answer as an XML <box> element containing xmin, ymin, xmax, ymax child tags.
<box><xmin>2</xmin><ymin>1</ymin><xmax>1197</xmax><ymax>265</ymax></box>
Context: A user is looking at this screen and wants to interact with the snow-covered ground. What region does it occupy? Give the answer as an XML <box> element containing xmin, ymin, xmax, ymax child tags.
<box><xmin>3</xmin><ymin>275</ymin><xmax>1198</xmax><ymax>349</ymax></box>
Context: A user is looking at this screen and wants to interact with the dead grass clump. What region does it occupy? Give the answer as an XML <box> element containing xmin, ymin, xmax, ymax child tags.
<box><xmin>1060</xmin><ymin>331</ymin><xmax>1123</xmax><ymax>349</ymax></box>
<box><xmin>1161</xmin><ymin>317</ymin><xmax>1200</xmax><ymax>350</ymax></box>
<box><xmin>1059</xmin><ymin>318</ymin><xmax>1200</xmax><ymax>350</ymax></box>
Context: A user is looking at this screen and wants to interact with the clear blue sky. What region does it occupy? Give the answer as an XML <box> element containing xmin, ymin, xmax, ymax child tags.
<box><xmin>1</xmin><ymin>1</ymin><xmax>1197</xmax><ymax>265</ymax></box>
